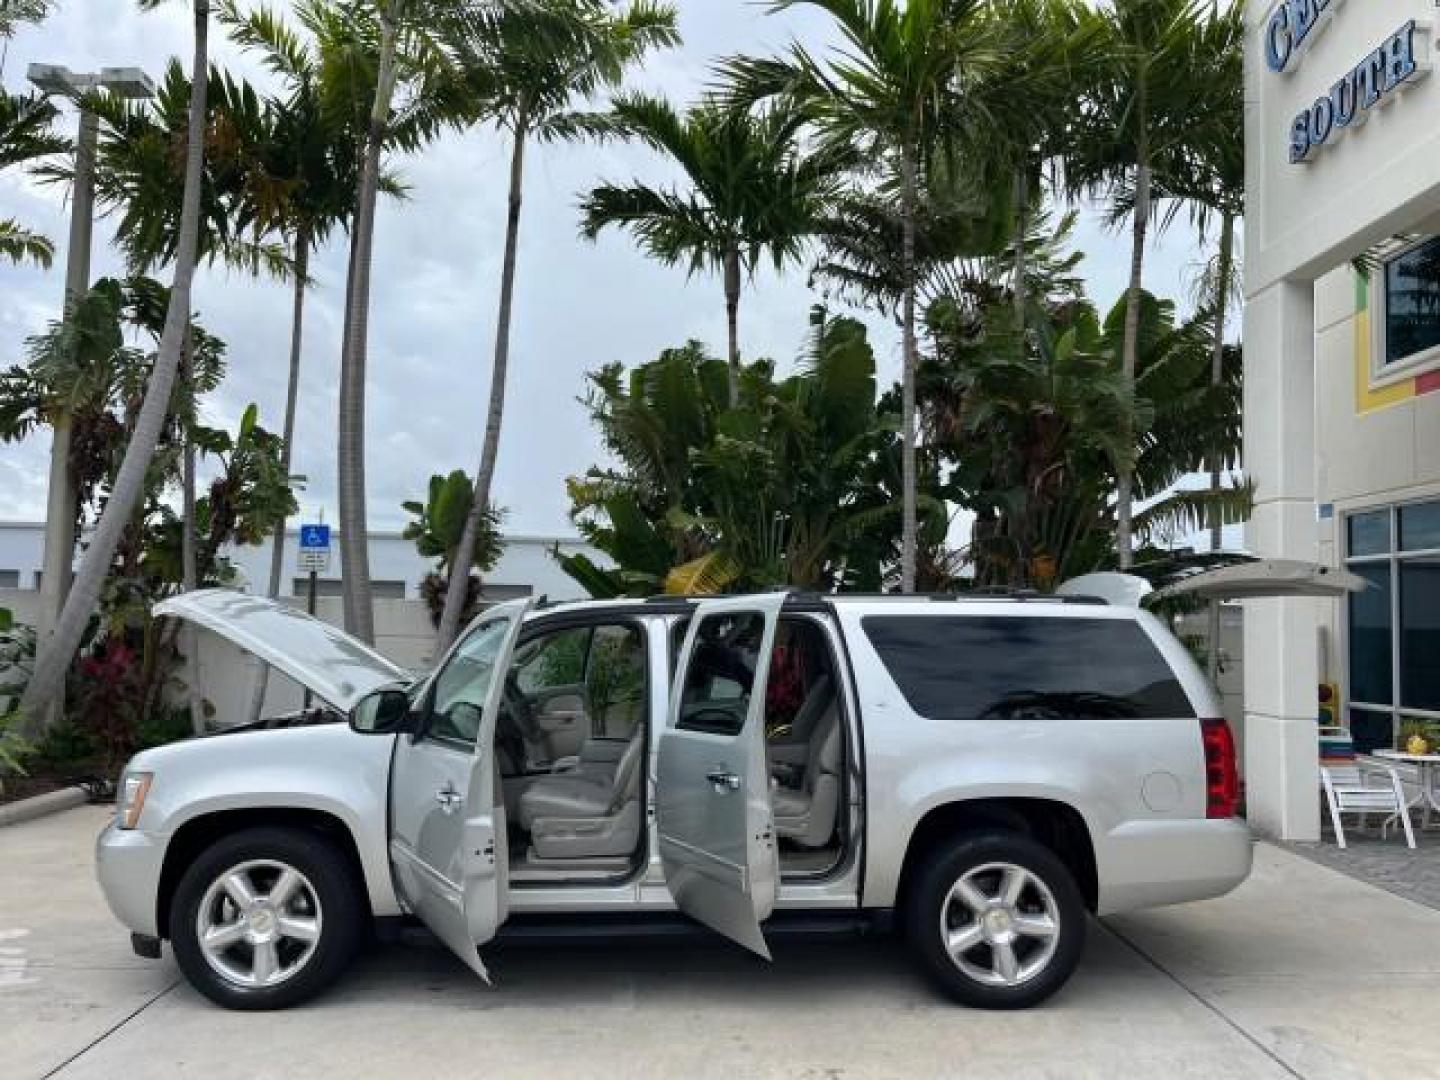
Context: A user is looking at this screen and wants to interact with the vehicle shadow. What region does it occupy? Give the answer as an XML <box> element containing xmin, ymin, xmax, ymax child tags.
<box><xmin>331</xmin><ymin>917</ymin><xmax>1138</xmax><ymax>1013</ymax></box>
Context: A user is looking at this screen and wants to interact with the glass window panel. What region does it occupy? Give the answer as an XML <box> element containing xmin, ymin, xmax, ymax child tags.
<box><xmin>860</xmin><ymin>616</ymin><xmax>1195</xmax><ymax>720</ymax></box>
<box><xmin>1347</xmin><ymin>510</ymin><xmax>1391</xmax><ymax>557</ymax></box>
<box><xmin>1348</xmin><ymin>708</ymin><xmax>1395</xmax><ymax>754</ymax></box>
<box><xmin>1384</xmin><ymin>237</ymin><xmax>1440</xmax><ymax>365</ymax></box>
<box><xmin>1400</xmin><ymin>558</ymin><xmax>1440</xmax><ymax>711</ymax></box>
<box><xmin>676</xmin><ymin>612</ymin><xmax>764</xmax><ymax>736</ymax></box>
<box><xmin>1399</xmin><ymin>501</ymin><xmax>1440</xmax><ymax>552</ymax></box>
<box><xmin>427</xmin><ymin>618</ymin><xmax>510</xmax><ymax>745</ymax></box>
<box><xmin>1348</xmin><ymin>564</ymin><xmax>1393</xmax><ymax>705</ymax></box>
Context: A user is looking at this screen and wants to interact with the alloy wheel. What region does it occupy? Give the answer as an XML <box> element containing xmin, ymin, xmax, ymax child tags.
<box><xmin>196</xmin><ymin>859</ymin><xmax>323</xmax><ymax>989</ymax></box>
<box><xmin>939</xmin><ymin>861</ymin><xmax>1061</xmax><ymax>988</ymax></box>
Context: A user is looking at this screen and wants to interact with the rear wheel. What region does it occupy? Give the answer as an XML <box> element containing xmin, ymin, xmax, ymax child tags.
<box><xmin>905</xmin><ymin>831</ymin><xmax>1085</xmax><ymax>1009</ymax></box>
<box><xmin>170</xmin><ymin>827</ymin><xmax>364</xmax><ymax>1010</ymax></box>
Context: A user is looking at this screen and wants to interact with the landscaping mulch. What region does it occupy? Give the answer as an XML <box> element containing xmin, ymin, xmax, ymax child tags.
<box><xmin>0</xmin><ymin>774</ymin><xmax>73</xmax><ymax>807</ymax></box>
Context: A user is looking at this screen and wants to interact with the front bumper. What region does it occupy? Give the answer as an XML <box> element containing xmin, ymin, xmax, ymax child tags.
<box><xmin>95</xmin><ymin>819</ymin><xmax>166</xmax><ymax>939</ymax></box>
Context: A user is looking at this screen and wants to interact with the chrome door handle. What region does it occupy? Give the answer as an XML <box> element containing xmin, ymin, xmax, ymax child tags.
<box><xmin>706</xmin><ymin>768</ymin><xmax>741</xmax><ymax>792</ymax></box>
<box><xmin>435</xmin><ymin>785</ymin><xmax>462</xmax><ymax>813</ymax></box>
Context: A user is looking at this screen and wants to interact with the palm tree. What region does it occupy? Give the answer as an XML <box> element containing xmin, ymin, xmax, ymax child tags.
<box><xmin>580</xmin><ymin>94</ymin><xmax>842</xmax><ymax>405</ymax></box>
<box><xmin>0</xmin><ymin>89</ymin><xmax>65</xmax><ymax>266</ymax></box>
<box><xmin>16</xmin><ymin>0</ymin><xmax>212</xmax><ymax>739</ymax></box>
<box><xmin>334</xmin><ymin>0</ymin><xmax>468</xmax><ymax>644</ymax></box>
<box><xmin>1061</xmin><ymin>0</ymin><xmax>1210</xmax><ymax>569</ymax></box>
<box><xmin>222</xmin><ymin>2</ymin><xmax>411</xmax><ymax>715</ymax></box>
<box><xmin>432</xmin><ymin>0</ymin><xmax>678</xmax><ymax>650</ymax></box>
<box><xmin>0</xmin><ymin>0</ymin><xmax>54</xmax><ymax>77</ymax></box>
<box><xmin>723</xmin><ymin>0</ymin><xmax>1010</xmax><ymax>593</ymax></box>
<box><xmin>1151</xmin><ymin>1</ymin><xmax>1242</xmax><ymax>681</ymax></box>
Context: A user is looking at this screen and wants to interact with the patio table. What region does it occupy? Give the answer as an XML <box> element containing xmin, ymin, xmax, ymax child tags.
<box><xmin>1373</xmin><ymin>749</ymin><xmax>1440</xmax><ymax>825</ymax></box>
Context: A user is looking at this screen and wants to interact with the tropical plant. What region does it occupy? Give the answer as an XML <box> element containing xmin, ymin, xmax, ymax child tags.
<box><xmin>402</xmin><ymin>470</ymin><xmax>505</xmax><ymax>627</ymax></box>
<box><xmin>1</xmin><ymin>273</ymin><xmax>293</xmax><ymax>758</ymax></box>
<box><xmin>924</xmin><ymin>261</ymin><xmax>1248</xmax><ymax>589</ymax></box>
<box><xmin>0</xmin><ymin>0</ymin><xmax>52</xmax><ymax>47</ymax></box>
<box><xmin>433</xmin><ymin>0</ymin><xmax>679</xmax><ymax>650</ymax></box>
<box><xmin>1154</xmin><ymin>2</ymin><xmax>1242</xmax><ymax>681</ymax></box>
<box><xmin>223</xmin><ymin>0</ymin><xmax>423</xmax><ymax>720</ymax></box>
<box><xmin>723</xmin><ymin>0</ymin><xmax>1012</xmax><ymax>593</ymax></box>
<box><xmin>0</xmin><ymin>89</ymin><xmax>66</xmax><ymax>265</ymax></box>
<box><xmin>563</xmin><ymin>313</ymin><xmax>901</xmax><ymax>597</ymax></box>
<box><xmin>15</xmin><ymin>0</ymin><xmax>213</xmax><ymax>742</ymax></box>
<box><xmin>581</xmin><ymin>93</ymin><xmax>844</xmax><ymax>405</ymax></box>
<box><xmin>221</xmin><ymin>0</ymin><xmax>414</xmax><ymax>610</ymax></box>
<box><xmin>335</xmin><ymin>0</ymin><xmax>484</xmax><ymax>645</ymax></box>
<box><xmin>1060</xmin><ymin>0</ymin><xmax>1222</xmax><ymax>569</ymax></box>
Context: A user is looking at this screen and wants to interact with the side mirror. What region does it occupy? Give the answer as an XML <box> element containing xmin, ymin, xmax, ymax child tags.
<box><xmin>350</xmin><ymin>688</ymin><xmax>414</xmax><ymax>735</ymax></box>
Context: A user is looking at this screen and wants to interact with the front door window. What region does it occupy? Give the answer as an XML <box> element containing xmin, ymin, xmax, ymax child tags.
<box><xmin>427</xmin><ymin>618</ymin><xmax>510</xmax><ymax>745</ymax></box>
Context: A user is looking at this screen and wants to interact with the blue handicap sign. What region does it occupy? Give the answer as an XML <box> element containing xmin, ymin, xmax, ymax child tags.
<box><xmin>299</xmin><ymin>524</ymin><xmax>331</xmax><ymax>550</ymax></box>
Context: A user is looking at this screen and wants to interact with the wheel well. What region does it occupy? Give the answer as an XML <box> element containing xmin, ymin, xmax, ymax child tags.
<box><xmin>156</xmin><ymin>808</ymin><xmax>370</xmax><ymax>939</ymax></box>
<box><xmin>895</xmin><ymin>799</ymin><xmax>1098</xmax><ymax>914</ymax></box>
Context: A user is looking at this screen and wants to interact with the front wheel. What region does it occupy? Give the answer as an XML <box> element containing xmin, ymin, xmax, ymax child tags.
<box><xmin>905</xmin><ymin>831</ymin><xmax>1085</xmax><ymax>1009</ymax></box>
<box><xmin>170</xmin><ymin>827</ymin><xmax>364</xmax><ymax>1010</ymax></box>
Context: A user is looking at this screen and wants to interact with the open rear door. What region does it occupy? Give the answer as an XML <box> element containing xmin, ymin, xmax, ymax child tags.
<box><xmin>1147</xmin><ymin>560</ymin><xmax>1368</xmax><ymax>602</ymax></box>
<box><xmin>657</xmin><ymin>593</ymin><xmax>785</xmax><ymax>958</ymax></box>
<box><xmin>387</xmin><ymin>598</ymin><xmax>532</xmax><ymax>980</ymax></box>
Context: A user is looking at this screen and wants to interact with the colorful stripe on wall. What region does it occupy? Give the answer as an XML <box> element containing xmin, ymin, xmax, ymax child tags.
<box><xmin>1354</xmin><ymin>271</ymin><xmax>1439</xmax><ymax>413</ymax></box>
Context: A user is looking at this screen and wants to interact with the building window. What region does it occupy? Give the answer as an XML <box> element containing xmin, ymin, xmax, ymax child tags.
<box><xmin>0</xmin><ymin>569</ymin><xmax>19</xmax><ymax>589</ymax></box>
<box><xmin>1344</xmin><ymin>499</ymin><xmax>1440</xmax><ymax>751</ymax></box>
<box><xmin>1374</xmin><ymin>236</ymin><xmax>1440</xmax><ymax>381</ymax></box>
<box><xmin>292</xmin><ymin>578</ymin><xmax>406</xmax><ymax>600</ymax></box>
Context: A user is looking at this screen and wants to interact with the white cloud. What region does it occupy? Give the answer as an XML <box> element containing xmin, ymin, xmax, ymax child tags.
<box><xmin>0</xmin><ymin>0</ymin><xmax>1210</xmax><ymax>541</ymax></box>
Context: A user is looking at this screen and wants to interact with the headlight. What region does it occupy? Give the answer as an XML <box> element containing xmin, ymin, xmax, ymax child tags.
<box><xmin>116</xmin><ymin>772</ymin><xmax>153</xmax><ymax>830</ymax></box>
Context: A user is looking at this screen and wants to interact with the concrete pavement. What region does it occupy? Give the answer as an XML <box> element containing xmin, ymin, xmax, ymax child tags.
<box><xmin>3</xmin><ymin>806</ymin><xmax>1437</xmax><ymax>1079</ymax></box>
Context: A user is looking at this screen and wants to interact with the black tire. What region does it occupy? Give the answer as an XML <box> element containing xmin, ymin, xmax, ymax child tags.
<box><xmin>170</xmin><ymin>827</ymin><xmax>365</xmax><ymax>1010</ymax></box>
<box><xmin>904</xmin><ymin>831</ymin><xmax>1085</xmax><ymax>1009</ymax></box>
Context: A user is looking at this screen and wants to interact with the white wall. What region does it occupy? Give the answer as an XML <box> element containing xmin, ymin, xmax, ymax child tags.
<box><xmin>0</xmin><ymin>521</ymin><xmax>604</xmax><ymax>601</ymax></box>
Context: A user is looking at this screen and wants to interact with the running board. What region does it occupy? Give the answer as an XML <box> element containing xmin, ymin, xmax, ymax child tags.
<box><xmin>493</xmin><ymin>909</ymin><xmax>889</xmax><ymax>945</ymax></box>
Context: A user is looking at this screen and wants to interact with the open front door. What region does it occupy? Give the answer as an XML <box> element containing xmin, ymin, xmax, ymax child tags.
<box><xmin>388</xmin><ymin>598</ymin><xmax>533</xmax><ymax>979</ymax></box>
<box><xmin>657</xmin><ymin>593</ymin><xmax>785</xmax><ymax>958</ymax></box>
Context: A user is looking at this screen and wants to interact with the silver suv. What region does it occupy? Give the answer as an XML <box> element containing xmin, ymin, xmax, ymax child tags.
<box><xmin>97</xmin><ymin>589</ymin><xmax>1251</xmax><ymax>1011</ymax></box>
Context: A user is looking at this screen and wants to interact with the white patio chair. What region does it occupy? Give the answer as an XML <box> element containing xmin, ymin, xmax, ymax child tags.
<box><xmin>1320</xmin><ymin>760</ymin><xmax>1416</xmax><ymax>850</ymax></box>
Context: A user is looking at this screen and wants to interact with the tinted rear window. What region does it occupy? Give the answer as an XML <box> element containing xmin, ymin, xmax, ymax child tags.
<box><xmin>861</xmin><ymin>615</ymin><xmax>1195</xmax><ymax>720</ymax></box>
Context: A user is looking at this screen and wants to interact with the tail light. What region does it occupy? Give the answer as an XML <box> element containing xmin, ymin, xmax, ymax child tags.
<box><xmin>1201</xmin><ymin>717</ymin><xmax>1240</xmax><ymax>819</ymax></box>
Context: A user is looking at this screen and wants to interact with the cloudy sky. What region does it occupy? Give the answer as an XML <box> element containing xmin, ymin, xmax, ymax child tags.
<box><xmin>0</xmin><ymin>0</ymin><xmax>1205</xmax><ymax>540</ymax></box>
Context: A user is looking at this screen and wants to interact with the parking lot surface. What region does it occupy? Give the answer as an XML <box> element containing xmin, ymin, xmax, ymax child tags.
<box><xmin>4</xmin><ymin>805</ymin><xmax>1439</xmax><ymax>1079</ymax></box>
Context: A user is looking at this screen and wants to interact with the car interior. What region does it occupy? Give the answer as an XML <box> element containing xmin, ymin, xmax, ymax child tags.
<box><xmin>493</xmin><ymin>613</ymin><xmax>848</xmax><ymax>885</ymax></box>
<box><xmin>495</xmin><ymin>621</ymin><xmax>649</xmax><ymax>882</ymax></box>
<box><xmin>670</xmin><ymin>613</ymin><xmax>848</xmax><ymax>878</ymax></box>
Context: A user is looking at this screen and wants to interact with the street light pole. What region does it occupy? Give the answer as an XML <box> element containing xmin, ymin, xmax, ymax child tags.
<box><xmin>27</xmin><ymin>64</ymin><xmax>153</xmax><ymax>717</ymax></box>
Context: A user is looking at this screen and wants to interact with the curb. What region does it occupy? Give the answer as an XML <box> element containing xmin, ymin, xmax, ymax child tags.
<box><xmin>0</xmin><ymin>784</ymin><xmax>90</xmax><ymax>828</ymax></box>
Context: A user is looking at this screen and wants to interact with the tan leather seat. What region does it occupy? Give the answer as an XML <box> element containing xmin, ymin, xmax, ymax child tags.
<box><xmin>772</xmin><ymin>699</ymin><xmax>842</xmax><ymax>850</ymax></box>
<box><xmin>517</xmin><ymin>728</ymin><xmax>644</xmax><ymax>859</ymax></box>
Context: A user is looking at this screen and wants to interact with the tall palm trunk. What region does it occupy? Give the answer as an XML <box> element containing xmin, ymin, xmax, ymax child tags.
<box><xmin>1205</xmin><ymin>209</ymin><xmax>1235</xmax><ymax>684</ymax></box>
<box><xmin>899</xmin><ymin>143</ymin><xmax>919</xmax><ymax>594</ymax></box>
<box><xmin>180</xmin><ymin>330</ymin><xmax>205</xmax><ymax>734</ymax></box>
<box><xmin>1115</xmin><ymin>152</ymin><xmax>1151</xmax><ymax>571</ymax></box>
<box><xmin>723</xmin><ymin>245</ymin><xmax>741</xmax><ymax>407</ymax></box>
<box><xmin>245</xmin><ymin>225</ymin><xmax>310</xmax><ymax>724</ymax></box>
<box><xmin>1012</xmin><ymin>168</ymin><xmax>1028</xmax><ymax>327</ymax></box>
<box><xmin>436</xmin><ymin>106</ymin><xmax>530</xmax><ymax>651</ymax></box>
<box><xmin>17</xmin><ymin>0</ymin><xmax>211</xmax><ymax>738</ymax></box>
<box><xmin>338</xmin><ymin>1</ymin><xmax>403</xmax><ymax>645</ymax></box>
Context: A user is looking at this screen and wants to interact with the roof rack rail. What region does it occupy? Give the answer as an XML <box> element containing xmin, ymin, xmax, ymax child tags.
<box><xmin>639</xmin><ymin>590</ymin><xmax>1108</xmax><ymax>606</ymax></box>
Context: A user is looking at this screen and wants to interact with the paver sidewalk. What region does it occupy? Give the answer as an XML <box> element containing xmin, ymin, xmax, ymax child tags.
<box><xmin>4</xmin><ymin>806</ymin><xmax>1438</xmax><ymax>1079</ymax></box>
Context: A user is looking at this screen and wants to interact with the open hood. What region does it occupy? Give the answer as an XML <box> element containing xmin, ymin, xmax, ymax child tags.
<box><xmin>154</xmin><ymin>589</ymin><xmax>408</xmax><ymax>712</ymax></box>
<box><xmin>1147</xmin><ymin>560</ymin><xmax>1368</xmax><ymax>603</ymax></box>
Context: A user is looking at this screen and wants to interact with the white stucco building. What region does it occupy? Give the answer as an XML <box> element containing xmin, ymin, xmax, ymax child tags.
<box><xmin>1244</xmin><ymin>1</ymin><xmax>1440</xmax><ymax>839</ymax></box>
<box><xmin>0</xmin><ymin>520</ymin><xmax>600</xmax><ymax>603</ymax></box>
